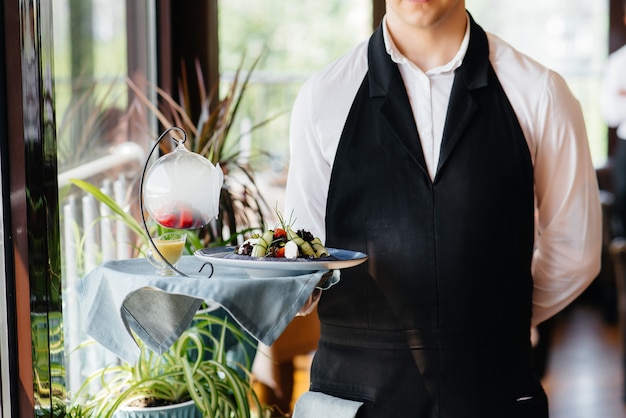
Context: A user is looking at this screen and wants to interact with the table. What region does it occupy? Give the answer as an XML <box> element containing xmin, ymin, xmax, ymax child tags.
<box><xmin>76</xmin><ymin>255</ymin><xmax>338</xmax><ymax>363</ymax></box>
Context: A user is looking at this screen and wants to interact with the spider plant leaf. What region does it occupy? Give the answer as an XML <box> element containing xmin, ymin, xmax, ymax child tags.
<box><xmin>194</xmin><ymin>58</ymin><xmax>208</xmax><ymax>108</ymax></box>
<box><xmin>222</xmin><ymin>54</ymin><xmax>262</xmax><ymax>145</ymax></box>
<box><xmin>126</xmin><ymin>77</ymin><xmax>174</xmax><ymax>131</ymax></box>
<box><xmin>69</xmin><ymin>178</ymin><xmax>147</xmax><ymax>243</ymax></box>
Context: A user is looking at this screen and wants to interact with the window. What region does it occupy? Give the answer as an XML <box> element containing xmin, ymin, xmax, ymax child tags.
<box><xmin>53</xmin><ymin>0</ymin><xmax>156</xmax><ymax>399</ymax></box>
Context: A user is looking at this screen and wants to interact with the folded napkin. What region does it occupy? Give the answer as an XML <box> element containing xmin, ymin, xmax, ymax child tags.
<box><xmin>293</xmin><ymin>391</ymin><xmax>364</xmax><ymax>418</ymax></box>
<box><xmin>76</xmin><ymin>256</ymin><xmax>339</xmax><ymax>363</ymax></box>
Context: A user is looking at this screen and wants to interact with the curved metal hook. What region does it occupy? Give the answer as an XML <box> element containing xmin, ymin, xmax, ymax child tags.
<box><xmin>139</xmin><ymin>126</ymin><xmax>189</xmax><ymax>277</ymax></box>
<box><xmin>167</xmin><ymin>126</ymin><xmax>187</xmax><ymax>146</ymax></box>
<box><xmin>198</xmin><ymin>262</ymin><xmax>215</xmax><ymax>278</ymax></box>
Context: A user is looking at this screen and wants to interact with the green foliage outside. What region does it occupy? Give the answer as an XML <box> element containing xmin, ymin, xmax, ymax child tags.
<box><xmin>217</xmin><ymin>0</ymin><xmax>372</xmax><ymax>170</ymax></box>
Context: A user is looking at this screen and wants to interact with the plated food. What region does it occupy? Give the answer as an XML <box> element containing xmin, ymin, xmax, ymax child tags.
<box><xmin>236</xmin><ymin>226</ymin><xmax>329</xmax><ymax>260</ymax></box>
<box><xmin>194</xmin><ymin>246</ymin><xmax>367</xmax><ymax>278</ymax></box>
<box><xmin>193</xmin><ymin>213</ymin><xmax>367</xmax><ymax>277</ymax></box>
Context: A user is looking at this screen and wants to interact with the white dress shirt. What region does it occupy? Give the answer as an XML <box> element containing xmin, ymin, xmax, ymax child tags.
<box><xmin>601</xmin><ymin>43</ymin><xmax>626</xmax><ymax>139</ymax></box>
<box><xmin>285</xmin><ymin>16</ymin><xmax>602</xmax><ymax>326</ymax></box>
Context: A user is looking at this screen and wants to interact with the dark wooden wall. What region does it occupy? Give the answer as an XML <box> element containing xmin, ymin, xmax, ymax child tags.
<box><xmin>156</xmin><ymin>1</ymin><xmax>219</xmax><ymax>124</ymax></box>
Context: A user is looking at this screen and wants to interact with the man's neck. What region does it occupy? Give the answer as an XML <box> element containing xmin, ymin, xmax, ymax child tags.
<box><xmin>385</xmin><ymin>8</ymin><xmax>467</xmax><ymax>72</ymax></box>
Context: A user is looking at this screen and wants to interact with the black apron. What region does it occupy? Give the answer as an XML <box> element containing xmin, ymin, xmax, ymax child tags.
<box><xmin>311</xmin><ymin>15</ymin><xmax>548</xmax><ymax>418</ymax></box>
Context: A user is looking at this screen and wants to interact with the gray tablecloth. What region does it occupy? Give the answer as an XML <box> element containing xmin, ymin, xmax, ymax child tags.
<box><xmin>76</xmin><ymin>255</ymin><xmax>338</xmax><ymax>363</ymax></box>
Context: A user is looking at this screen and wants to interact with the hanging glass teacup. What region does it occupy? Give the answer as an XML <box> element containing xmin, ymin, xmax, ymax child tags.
<box><xmin>141</xmin><ymin>126</ymin><xmax>223</xmax><ymax>230</ymax></box>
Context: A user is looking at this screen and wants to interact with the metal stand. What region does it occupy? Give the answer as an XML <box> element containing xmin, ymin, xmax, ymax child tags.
<box><xmin>139</xmin><ymin>127</ymin><xmax>189</xmax><ymax>277</ymax></box>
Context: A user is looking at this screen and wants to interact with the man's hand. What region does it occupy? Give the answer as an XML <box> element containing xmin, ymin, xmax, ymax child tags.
<box><xmin>296</xmin><ymin>270</ymin><xmax>336</xmax><ymax>316</ymax></box>
<box><xmin>296</xmin><ymin>287</ymin><xmax>322</xmax><ymax>317</ymax></box>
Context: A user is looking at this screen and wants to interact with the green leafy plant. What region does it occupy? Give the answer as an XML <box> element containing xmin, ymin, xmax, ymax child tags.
<box><xmin>68</xmin><ymin>311</ymin><xmax>272</xmax><ymax>417</ymax></box>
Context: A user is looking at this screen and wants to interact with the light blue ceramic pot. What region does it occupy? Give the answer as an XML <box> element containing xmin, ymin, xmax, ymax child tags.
<box><xmin>113</xmin><ymin>399</ymin><xmax>202</xmax><ymax>418</ymax></box>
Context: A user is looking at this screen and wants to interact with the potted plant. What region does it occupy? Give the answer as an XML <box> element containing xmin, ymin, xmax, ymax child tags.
<box><xmin>67</xmin><ymin>310</ymin><xmax>272</xmax><ymax>417</ymax></box>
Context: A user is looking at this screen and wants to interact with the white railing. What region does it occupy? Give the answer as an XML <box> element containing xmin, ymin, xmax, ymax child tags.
<box><xmin>59</xmin><ymin>142</ymin><xmax>145</xmax><ymax>394</ymax></box>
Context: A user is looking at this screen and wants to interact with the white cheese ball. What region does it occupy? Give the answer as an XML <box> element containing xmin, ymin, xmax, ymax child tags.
<box><xmin>284</xmin><ymin>240</ymin><xmax>299</xmax><ymax>259</ymax></box>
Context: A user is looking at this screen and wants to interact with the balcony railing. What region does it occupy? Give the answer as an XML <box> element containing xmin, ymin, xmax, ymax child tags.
<box><xmin>59</xmin><ymin>141</ymin><xmax>145</xmax><ymax>394</ymax></box>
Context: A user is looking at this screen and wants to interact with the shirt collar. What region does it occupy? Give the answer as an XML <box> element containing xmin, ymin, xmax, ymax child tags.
<box><xmin>382</xmin><ymin>14</ymin><xmax>471</xmax><ymax>75</ymax></box>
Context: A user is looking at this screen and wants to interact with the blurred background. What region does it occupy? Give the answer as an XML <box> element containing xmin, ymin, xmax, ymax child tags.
<box><xmin>2</xmin><ymin>0</ymin><xmax>626</xmax><ymax>417</ymax></box>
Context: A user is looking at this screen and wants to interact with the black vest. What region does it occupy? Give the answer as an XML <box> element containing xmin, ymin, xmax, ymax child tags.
<box><xmin>310</xmin><ymin>16</ymin><xmax>547</xmax><ymax>418</ymax></box>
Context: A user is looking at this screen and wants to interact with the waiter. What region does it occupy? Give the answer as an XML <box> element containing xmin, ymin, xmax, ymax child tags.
<box><xmin>285</xmin><ymin>1</ymin><xmax>602</xmax><ymax>417</ymax></box>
